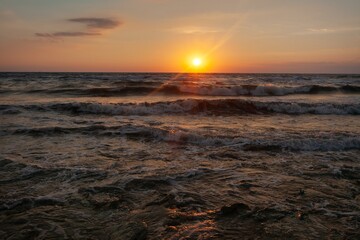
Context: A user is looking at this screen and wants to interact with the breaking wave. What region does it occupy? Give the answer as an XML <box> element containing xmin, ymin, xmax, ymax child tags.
<box><xmin>175</xmin><ymin>84</ymin><xmax>360</xmax><ymax>96</ymax></box>
<box><xmin>1</xmin><ymin>99</ymin><xmax>359</xmax><ymax>116</ymax></box>
<box><xmin>2</xmin><ymin>124</ymin><xmax>359</xmax><ymax>151</ymax></box>
<box><xmin>1</xmin><ymin>84</ymin><xmax>359</xmax><ymax>97</ymax></box>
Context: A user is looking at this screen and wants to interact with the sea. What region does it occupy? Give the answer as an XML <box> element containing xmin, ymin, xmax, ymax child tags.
<box><xmin>0</xmin><ymin>72</ymin><xmax>359</xmax><ymax>239</ymax></box>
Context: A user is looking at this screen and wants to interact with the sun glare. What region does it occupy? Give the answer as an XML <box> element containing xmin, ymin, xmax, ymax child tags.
<box><xmin>185</xmin><ymin>55</ymin><xmax>207</xmax><ymax>72</ymax></box>
<box><xmin>192</xmin><ymin>58</ymin><xmax>202</xmax><ymax>67</ymax></box>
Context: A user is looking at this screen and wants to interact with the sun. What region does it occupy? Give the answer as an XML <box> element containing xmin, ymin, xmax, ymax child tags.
<box><xmin>185</xmin><ymin>55</ymin><xmax>208</xmax><ymax>72</ymax></box>
<box><xmin>192</xmin><ymin>58</ymin><xmax>202</xmax><ymax>67</ymax></box>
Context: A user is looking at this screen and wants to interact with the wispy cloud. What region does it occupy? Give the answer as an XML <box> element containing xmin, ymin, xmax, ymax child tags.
<box><xmin>299</xmin><ymin>26</ymin><xmax>360</xmax><ymax>35</ymax></box>
<box><xmin>307</xmin><ymin>28</ymin><xmax>336</xmax><ymax>33</ymax></box>
<box><xmin>67</xmin><ymin>18</ymin><xmax>121</xmax><ymax>29</ymax></box>
<box><xmin>171</xmin><ymin>26</ymin><xmax>220</xmax><ymax>34</ymax></box>
<box><xmin>35</xmin><ymin>17</ymin><xmax>122</xmax><ymax>38</ymax></box>
<box><xmin>0</xmin><ymin>9</ymin><xmax>15</xmax><ymax>21</ymax></box>
<box><xmin>35</xmin><ymin>32</ymin><xmax>101</xmax><ymax>38</ymax></box>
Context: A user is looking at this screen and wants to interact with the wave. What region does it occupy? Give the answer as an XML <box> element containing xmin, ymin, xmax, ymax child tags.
<box><xmin>1</xmin><ymin>84</ymin><xmax>359</xmax><ymax>97</ymax></box>
<box><xmin>241</xmin><ymin>137</ymin><xmax>360</xmax><ymax>152</ymax></box>
<box><xmin>3</xmin><ymin>125</ymin><xmax>359</xmax><ymax>151</ymax></box>
<box><xmin>1</xmin><ymin>99</ymin><xmax>359</xmax><ymax>116</ymax></box>
<box><xmin>176</xmin><ymin>84</ymin><xmax>360</xmax><ymax>96</ymax></box>
<box><xmin>2</xmin><ymin>125</ymin><xmax>167</xmax><ymax>138</ymax></box>
<box><xmin>27</xmin><ymin>86</ymin><xmax>161</xmax><ymax>96</ymax></box>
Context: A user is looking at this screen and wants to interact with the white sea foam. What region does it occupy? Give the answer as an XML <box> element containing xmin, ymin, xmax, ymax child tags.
<box><xmin>48</xmin><ymin>100</ymin><xmax>359</xmax><ymax>116</ymax></box>
<box><xmin>178</xmin><ymin>85</ymin><xmax>322</xmax><ymax>96</ymax></box>
<box><xmin>152</xmin><ymin>128</ymin><xmax>360</xmax><ymax>151</ymax></box>
<box><xmin>254</xmin><ymin>102</ymin><xmax>360</xmax><ymax>115</ymax></box>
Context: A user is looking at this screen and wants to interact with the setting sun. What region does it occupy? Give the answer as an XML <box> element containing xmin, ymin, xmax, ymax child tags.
<box><xmin>185</xmin><ymin>55</ymin><xmax>208</xmax><ymax>72</ymax></box>
<box><xmin>192</xmin><ymin>58</ymin><xmax>202</xmax><ymax>67</ymax></box>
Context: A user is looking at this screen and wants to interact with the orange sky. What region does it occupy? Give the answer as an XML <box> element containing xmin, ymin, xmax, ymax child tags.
<box><xmin>0</xmin><ymin>0</ymin><xmax>359</xmax><ymax>73</ymax></box>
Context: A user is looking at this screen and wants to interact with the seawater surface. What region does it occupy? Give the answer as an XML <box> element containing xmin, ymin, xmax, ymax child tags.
<box><xmin>0</xmin><ymin>72</ymin><xmax>359</xmax><ymax>239</ymax></box>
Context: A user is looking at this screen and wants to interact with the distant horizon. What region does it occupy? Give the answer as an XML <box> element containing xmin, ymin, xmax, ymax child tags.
<box><xmin>1</xmin><ymin>71</ymin><xmax>359</xmax><ymax>75</ymax></box>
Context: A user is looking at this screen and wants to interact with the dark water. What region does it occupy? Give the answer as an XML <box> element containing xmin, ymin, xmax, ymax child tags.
<box><xmin>0</xmin><ymin>72</ymin><xmax>359</xmax><ymax>239</ymax></box>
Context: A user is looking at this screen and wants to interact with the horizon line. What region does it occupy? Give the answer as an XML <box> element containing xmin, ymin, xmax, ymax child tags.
<box><xmin>1</xmin><ymin>71</ymin><xmax>359</xmax><ymax>75</ymax></box>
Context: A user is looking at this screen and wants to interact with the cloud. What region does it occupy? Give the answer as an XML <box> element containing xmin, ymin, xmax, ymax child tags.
<box><xmin>0</xmin><ymin>10</ymin><xmax>16</xmax><ymax>21</ymax></box>
<box><xmin>35</xmin><ymin>32</ymin><xmax>101</xmax><ymax>38</ymax></box>
<box><xmin>35</xmin><ymin>17</ymin><xmax>122</xmax><ymax>38</ymax></box>
<box><xmin>67</xmin><ymin>18</ymin><xmax>121</xmax><ymax>29</ymax></box>
<box><xmin>309</xmin><ymin>28</ymin><xmax>334</xmax><ymax>33</ymax></box>
<box><xmin>297</xmin><ymin>27</ymin><xmax>360</xmax><ymax>35</ymax></box>
<box><xmin>171</xmin><ymin>26</ymin><xmax>220</xmax><ymax>34</ymax></box>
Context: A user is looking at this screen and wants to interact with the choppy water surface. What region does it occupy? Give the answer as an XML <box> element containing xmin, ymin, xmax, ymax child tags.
<box><xmin>0</xmin><ymin>72</ymin><xmax>359</xmax><ymax>239</ymax></box>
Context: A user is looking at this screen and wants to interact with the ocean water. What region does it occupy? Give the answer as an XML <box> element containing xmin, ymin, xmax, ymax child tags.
<box><xmin>0</xmin><ymin>72</ymin><xmax>359</xmax><ymax>239</ymax></box>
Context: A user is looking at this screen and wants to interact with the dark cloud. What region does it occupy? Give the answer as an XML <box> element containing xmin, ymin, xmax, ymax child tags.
<box><xmin>35</xmin><ymin>32</ymin><xmax>101</xmax><ymax>38</ymax></box>
<box><xmin>67</xmin><ymin>18</ymin><xmax>121</xmax><ymax>29</ymax></box>
<box><xmin>35</xmin><ymin>17</ymin><xmax>122</xmax><ymax>39</ymax></box>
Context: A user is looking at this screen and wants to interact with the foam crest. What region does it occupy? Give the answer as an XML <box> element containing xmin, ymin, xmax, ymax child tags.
<box><xmin>177</xmin><ymin>84</ymin><xmax>359</xmax><ymax>96</ymax></box>
<box><xmin>51</xmin><ymin>99</ymin><xmax>360</xmax><ymax>115</ymax></box>
<box><xmin>1</xmin><ymin>99</ymin><xmax>359</xmax><ymax>116</ymax></box>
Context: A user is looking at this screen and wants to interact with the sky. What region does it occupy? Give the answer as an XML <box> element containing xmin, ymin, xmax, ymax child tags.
<box><xmin>0</xmin><ymin>0</ymin><xmax>359</xmax><ymax>73</ymax></box>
